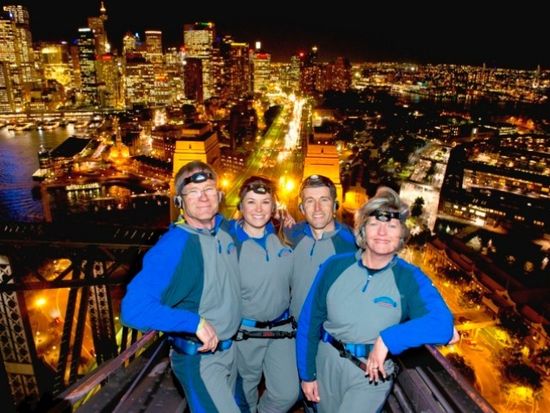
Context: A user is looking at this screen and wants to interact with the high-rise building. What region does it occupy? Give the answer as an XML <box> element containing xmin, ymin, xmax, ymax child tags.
<box><xmin>0</xmin><ymin>61</ymin><xmax>15</xmax><ymax>112</ymax></box>
<box><xmin>143</xmin><ymin>30</ymin><xmax>172</xmax><ymax>105</ymax></box>
<box><xmin>0</xmin><ymin>5</ymin><xmax>36</xmax><ymax>111</ymax></box>
<box><xmin>184</xmin><ymin>22</ymin><xmax>215</xmax><ymax>101</ymax></box>
<box><xmin>77</xmin><ymin>27</ymin><xmax>98</xmax><ymax>105</ymax></box>
<box><xmin>287</xmin><ymin>55</ymin><xmax>301</xmax><ymax>91</ymax></box>
<box><xmin>87</xmin><ymin>1</ymin><xmax>109</xmax><ymax>55</ymax></box>
<box><xmin>210</xmin><ymin>37</ymin><xmax>226</xmax><ymax>99</ymax></box>
<box><xmin>39</xmin><ymin>42</ymin><xmax>73</xmax><ymax>88</ymax></box>
<box><xmin>164</xmin><ymin>47</ymin><xmax>185</xmax><ymax>103</ymax></box>
<box><xmin>250</xmin><ymin>45</ymin><xmax>271</xmax><ymax>93</ymax></box>
<box><xmin>183</xmin><ymin>58</ymin><xmax>203</xmax><ymax>102</ymax></box>
<box><xmin>124</xmin><ymin>53</ymin><xmax>155</xmax><ymax>107</ymax></box>
<box><xmin>96</xmin><ymin>53</ymin><xmax>124</xmax><ymax>108</ymax></box>
<box><xmin>324</xmin><ymin>57</ymin><xmax>351</xmax><ymax>92</ymax></box>
<box><xmin>145</xmin><ymin>30</ymin><xmax>163</xmax><ymax>64</ymax></box>
<box><xmin>123</xmin><ymin>32</ymin><xmax>138</xmax><ymax>54</ymax></box>
<box><xmin>2</xmin><ymin>5</ymin><xmax>35</xmax><ymax>84</ymax></box>
<box><xmin>227</xmin><ymin>41</ymin><xmax>252</xmax><ymax>100</ymax></box>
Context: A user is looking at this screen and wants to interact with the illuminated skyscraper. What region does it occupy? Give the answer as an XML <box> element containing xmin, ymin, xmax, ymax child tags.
<box><xmin>77</xmin><ymin>27</ymin><xmax>98</xmax><ymax>105</ymax></box>
<box><xmin>0</xmin><ymin>61</ymin><xmax>15</xmax><ymax>112</ymax></box>
<box><xmin>39</xmin><ymin>42</ymin><xmax>73</xmax><ymax>88</ymax></box>
<box><xmin>145</xmin><ymin>30</ymin><xmax>163</xmax><ymax>64</ymax></box>
<box><xmin>184</xmin><ymin>58</ymin><xmax>203</xmax><ymax>102</ymax></box>
<box><xmin>164</xmin><ymin>47</ymin><xmax>185</xmax><ymax>103</ymax></box>
<box><xmin>227</xmin><ymin>41</ymin><xmax>252</xmax><ymax>99</ymax></box>
<box><xmin>250</xmin><ymin>43</ymin><xmax>271</xmax><ymax>93</ymax></box>
<box><xmin>144</xmin><ymin>30</ymin><xmax>171</xmax><ymax>105</ymax></box>
<box><xmin>184</xmin><ymin>22</ymin><xmax>215</xmax><ymax>101</ymax></box>
<box><xmin>123</xmin><ymin>32</ymin><xmax>138</xmax><ymax>54</ymax></box>
<box><xmin>88</xmin><ymin>1</ymin><xmax>109</xmax><ymax>55</ymax></box>
<box><xmin>300</xmin><ymin>46</ymin><xmax>321</xmax><ymax>94</ymax></box>
<box><xmin>324</xmin><ymin>57</ymin><xmax>351</xmax><ymax>92</ymax></box>
<box><xmin>287</xmin><ymin>55</ymin><xmax>301</xmax><ymax>91</ymax></box>
<box><xmin>96</xmin><ymin>53</ymin><xmax>124</xmax><ymax>108</ymax></box>
<box><xmin>125</xmin><ymin>53</ymin><xmax>154</xmax><ymax>106</ymax></box>
<box><xmin>0</xmin><ymin>5</ymin><xmax>36</xmax><ymax>110</ymax></box>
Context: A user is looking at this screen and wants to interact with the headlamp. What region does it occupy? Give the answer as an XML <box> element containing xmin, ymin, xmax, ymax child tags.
<box><xmin>369</xmin><ymin>209</ymin><xmax>402</xmax><ymax>222</ymax></box>
<box><xmin>182</xmin><ymin>172</ymin><xmax>214</xmax><ymax>187</ymax></box>
<box><xmin>245</xmin><ymin>182</ymin><xmax>271</xmax><ymax>195</ymax></box>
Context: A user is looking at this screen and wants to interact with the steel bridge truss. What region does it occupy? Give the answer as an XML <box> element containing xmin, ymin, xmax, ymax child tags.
<box><xmin>0</xmin><ymin>222</ymin><xmax>162</xmax><ymax>409</ymax></box>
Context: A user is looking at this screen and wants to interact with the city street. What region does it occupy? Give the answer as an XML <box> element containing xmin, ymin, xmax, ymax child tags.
<box><xmin>404</xmin><ymin>247</ymin><xmax>549</xmax><ymax>412</ymax></box>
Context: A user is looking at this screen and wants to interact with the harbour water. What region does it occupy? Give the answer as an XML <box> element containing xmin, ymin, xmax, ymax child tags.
<box><xmin>0</xmin><ymin>127</ymin><xmax>72</xmax><ymax>222</ymax></box>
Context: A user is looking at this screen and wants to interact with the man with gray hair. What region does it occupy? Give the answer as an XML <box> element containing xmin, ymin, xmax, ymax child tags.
<box><xmin>121</xmin><ymin>160</ymin><xmax>241</xmax><ymax>413</ymax></box>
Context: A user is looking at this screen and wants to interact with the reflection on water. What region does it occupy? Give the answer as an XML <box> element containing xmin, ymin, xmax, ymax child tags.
<box><xmin>0</xmin><ymin>128</ymin><xmax>71</xmax><ymax>222</ymax></box>
<box><xmin>0</xmin><ymin>127</ymin><xmax>170</xmax><ymax>227</ymax></box>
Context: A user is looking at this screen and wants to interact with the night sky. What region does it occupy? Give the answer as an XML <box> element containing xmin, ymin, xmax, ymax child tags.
<box><xmin>12</xmin><ymin>1</ymin><xmax>548</xmax><ymax>68</ymax></box>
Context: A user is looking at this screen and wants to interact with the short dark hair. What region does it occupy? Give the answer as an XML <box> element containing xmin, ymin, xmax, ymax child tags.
<box><xmin>300</xmin><ymin>174</ymin><xmax>337</xmax><ymax>200</ymax></box>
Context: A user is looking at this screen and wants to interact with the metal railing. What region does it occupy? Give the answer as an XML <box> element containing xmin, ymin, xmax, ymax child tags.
<box><xmin>50</xmin><ymin>338</ymin><xmax>496</xmax><ymax>413</ymax></box>
<box><xmin>386</xmin><ymin>345</ymin><xmax>496</xmax><ymax>413</ymax></box>
<box><xmin>51</xmin><ymin>331</ymin><xmax>162</xmax><ymax>412</ymax></box>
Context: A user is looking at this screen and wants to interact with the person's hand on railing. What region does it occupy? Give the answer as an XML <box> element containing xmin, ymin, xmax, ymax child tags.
<box><xmin>196</xmin><ymin>318</ymin><xmax>219</xmax><ymax>352</ymax></box>
<box><xmin>366</xmin><ymin>336</ymin><xmax>388</xmax><ymax>383</ymax></box>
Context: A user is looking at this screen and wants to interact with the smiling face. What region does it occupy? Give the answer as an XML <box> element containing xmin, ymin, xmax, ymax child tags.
<box><xmin>180</xmin><ymin>175</ymin><xmax>220</xmax><ymax>229</ymax></box>
<box><xmin>240</xmin><ymin>191</ymin><xmax>274</xmax><ymax>236</ymax></box>
<box><xmin>363</xmin><ymin>215</ymin><xmax>403</xmax><ymax>260</ymax></box>
<box><xmin>301</xmin><ymin>186</ymin><xmax>336</xmax><ymax>236</ymax></box>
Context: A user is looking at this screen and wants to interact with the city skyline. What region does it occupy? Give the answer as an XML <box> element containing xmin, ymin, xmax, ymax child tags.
<box><xmin>13</xmin><ymin>0</ymin><xmax>548</xmax><ymax>68</ymax></box>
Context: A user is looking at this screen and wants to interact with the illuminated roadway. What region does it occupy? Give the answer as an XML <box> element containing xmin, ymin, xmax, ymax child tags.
<box><xmin>223</xmin><ymin>96</ymin><xmax>307</xmax><ymax>218</ymax></box>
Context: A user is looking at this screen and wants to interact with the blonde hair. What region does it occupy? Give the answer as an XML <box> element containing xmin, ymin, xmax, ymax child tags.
<box><xmin>354</xmin><ymin>186</ymin><xmax>410</xmax><ymax>250</ymax></box>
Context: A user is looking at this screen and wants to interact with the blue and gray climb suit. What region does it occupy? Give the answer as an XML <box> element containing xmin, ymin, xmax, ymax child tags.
<box><xmin>230</xmin><ymin>221</ymin><xmax>299</xmax><ymax>413</ymax></box>
<box><xmin>297</xmin><ymin>253</ymin><xmax>454</xmax><ymax>413</ymax></box>
<box><xmin>286</xmin><ymin>221</ymin><xmax>356</xmax><ymax>319</ymax></box>
<box><xmin>121</xmin><ymin>215</ymin><xmax>241</xmax><ymax>413</ymax></box>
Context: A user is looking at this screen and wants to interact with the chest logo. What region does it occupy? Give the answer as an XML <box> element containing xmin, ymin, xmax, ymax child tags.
<box><xmin>278</xmin><ymin>247</ymin><xmax>293</xmax><ymax>257</ymax></box>
<box><xmin>227</xmin><ymin>242</ymin><xmax>236</xmax><ymax>255</ymax></box>
<box><xmin>373</xmin><ymin>296</ymin><xmax>397</xmax><ymax>308</ymax></box>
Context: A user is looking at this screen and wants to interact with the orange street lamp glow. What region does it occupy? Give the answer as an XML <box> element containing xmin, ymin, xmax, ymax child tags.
<box><xmin>509</xmin><ymin>385</ymin><xmax>533</xmax><ymax>402</ymax></box>
<box><xmin>284</xmin><ymin>178</ymin><xmax>295</xmax><ymax>193</ymax></box>
<box><xmin>35</xmin><ymin>297</ymin><xmax>47</xmax><ymax>308</ymax></box>
<box><xmin>220</xmin><ymin>177</ymin><xmax>230</xmax><ymax>189</ymax></box>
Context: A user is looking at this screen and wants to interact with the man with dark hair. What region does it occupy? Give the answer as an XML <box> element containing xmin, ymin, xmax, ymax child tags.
<box><xmin>121</xmin><ymin>160</ymin><xmax>241</xmax><ymax>413</ymax></box>
<box><xmin>284</xmin><ymin>175</ymin><xmax>358</xmax><ymax>411</ymax></box>
<box><xmin>286</xmin><ymin>175</ymin><xmax>357</xmax><ymax>324</ymax></box>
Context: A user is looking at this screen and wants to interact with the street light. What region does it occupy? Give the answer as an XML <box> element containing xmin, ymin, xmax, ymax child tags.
<box><xmin>507</xmin><ymin>384</ymin><xmax>533</xmax><ymax>407</ymax></box>
<box><xmin>220</xmin><ymin>175</ymin><xmax>231</xmax><ymax>190</ymax></box>
<box><xmin>35</xmin><ymin>297</ymin><xmax>47</xmax><ymax>308</ymax></box>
